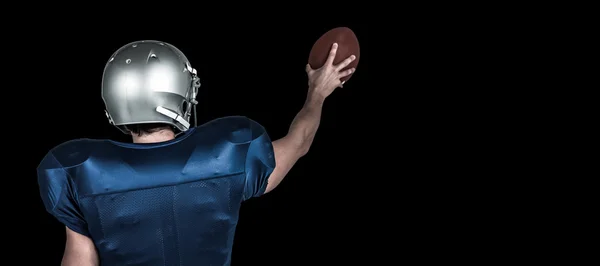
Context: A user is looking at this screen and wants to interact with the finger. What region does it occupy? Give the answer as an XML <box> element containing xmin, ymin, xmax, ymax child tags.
<box><xmin>336</xmin><ymin>55</ymin><xmax>356</xmax><ymax>71</ymax></box>
<box><xmin>339</xmin><ymin>81</ymin><xmax>345</xmax><ymax>88</ymax></box>
<box><xmin>338</xmin><ymin>68</ymin><xmax>355</xmax><ymax>78</ymax></box>
<box><xmin>325</xmin><ymin>43</ymin><xmax>338</xmax><ymax>66</ymax></box>
<box><xmin>305</xmin><ymin>64</ymin><xmax>314</xmax><ymax>75</ymax></box>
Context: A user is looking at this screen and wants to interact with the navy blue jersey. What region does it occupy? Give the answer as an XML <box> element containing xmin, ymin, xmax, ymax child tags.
<box><xmin>37</xmin><ymin>116</ymin><xmax>275</xmax><ymax>266</ymax></box>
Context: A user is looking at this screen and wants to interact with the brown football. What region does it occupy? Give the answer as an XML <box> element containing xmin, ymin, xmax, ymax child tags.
<box><xmin>308</xmin><ymin>27</ymin><xmax>360</xmax><ymax>82</ymax></box>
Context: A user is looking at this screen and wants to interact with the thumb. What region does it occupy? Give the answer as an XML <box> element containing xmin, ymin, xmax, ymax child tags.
<box><xmin>305</xmin><ymin>64</ymin><xmax>314</xmax><ymax>74</ymax></box>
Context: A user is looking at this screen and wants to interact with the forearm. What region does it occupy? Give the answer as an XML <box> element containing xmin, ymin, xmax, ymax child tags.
<box><xmin>286</xmin><ymin>91</ymin><xmax>325</xmax><ymax>156</ymax></box>
<box><xmin>265</xmin><ymin>90</ymin><xmax>324</xmax><ymax>193</ymax></box>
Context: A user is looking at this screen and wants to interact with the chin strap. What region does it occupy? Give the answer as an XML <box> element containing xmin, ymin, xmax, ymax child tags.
<box><xmin>156</xmin><ymin>106</ymin><xmax>191</xmax><ymax>129</ymax></box>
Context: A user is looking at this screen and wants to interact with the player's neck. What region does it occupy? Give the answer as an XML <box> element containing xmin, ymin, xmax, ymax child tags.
<box><xmin>131</xmin><ymin>130</ymin><xmax>175</xmax><ymax>144</ymax></box>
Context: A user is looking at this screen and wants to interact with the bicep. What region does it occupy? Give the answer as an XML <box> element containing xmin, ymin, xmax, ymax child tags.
<box><xmin>62</xmin><ymin>227</ymin><xmax>99</xmax><ymax>266</ymax></box>
<box><xmin>244</xmin><ymin>117</ymin><xmax>304</xmax><ymax>197</ymax></box>
<box><xmin>264</xmin><ymin>137</ymin><xmax>304</xmax><ymax>193</ymax></box>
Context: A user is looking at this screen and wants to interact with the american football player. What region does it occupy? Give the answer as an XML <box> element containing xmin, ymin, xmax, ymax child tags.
<box><xmin>37</xmin><ymin>40</ymin><xmax>355</xmax><ymax>265</ymax></box>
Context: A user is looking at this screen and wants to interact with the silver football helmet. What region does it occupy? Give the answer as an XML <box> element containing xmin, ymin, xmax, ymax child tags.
<box><xmin>102</xmin><ymin>40</ymin><xmax>201</xmax><ymax>134</ymax></box>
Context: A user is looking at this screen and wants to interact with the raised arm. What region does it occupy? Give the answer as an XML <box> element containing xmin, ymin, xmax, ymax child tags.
<box><xmin>264</xmin><ymin>43</ymin><xmax>356</xmax><ymax>193</ymax></box>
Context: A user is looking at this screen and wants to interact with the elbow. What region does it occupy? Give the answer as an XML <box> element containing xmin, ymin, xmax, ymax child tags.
<box><xmin>282</xmin><ymin>133</ymin><xmax>312</xmax><ymax>157</ymax></box>
<box><xmin>298</xmin><ymin>147</ymin><xmax>309</xmax><ymax>157</ymax></box>
<box><xmin>290</xmin><ymin>140</ymin><xmax>310</xmax><ymax>157</ymax></box>
<box><xmin>299</xmin><ymin>133</ymin><xmax>318</xmax><ymax>156</ymax></box>
<box><xmin>292</xmin><ymin>137</ymin><xmax>311</xmax><ymax>157</ymax></box>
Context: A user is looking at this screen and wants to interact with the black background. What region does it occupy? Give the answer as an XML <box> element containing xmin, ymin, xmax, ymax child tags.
<box><xmin>19</xmin><ymin>21</ymin><xmax>379</xmax><ymax>265</ymax></box>
<box><xmin>9</xmin><ymin>13</ymin><xmax>528</xmax><ymax>264</ymax></box>
<box><xmin>3</xmin><ymin>7</ymin><xmax>547</xmax><ymax>263</ymax></box>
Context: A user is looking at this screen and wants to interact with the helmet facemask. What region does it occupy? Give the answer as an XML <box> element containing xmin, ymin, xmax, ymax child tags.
<box><xmin>155</xmin><ymin>66</ymin><xmax>200</xmax><ymax>132</ymax></box>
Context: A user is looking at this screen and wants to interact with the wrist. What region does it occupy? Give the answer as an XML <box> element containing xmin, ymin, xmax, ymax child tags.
<box><xmin>306</xmin><ymin>87</ymin><xmax>326</xmax><ymax>105</ymax></box>
<box><xmin>306</xmin><ymin>94</ymin><xmax>325</xmax><ymax>107</ymax></box>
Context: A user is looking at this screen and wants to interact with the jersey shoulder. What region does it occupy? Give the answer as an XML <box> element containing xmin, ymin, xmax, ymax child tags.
<box><xmin>192</xmin><ymin>116</ymin><xmax>267</xmax><ymax>144</ymax></box>
<box><xmin>38</xmin><ymin>138</ymin><xmax>104</xmax><ymax>170</ymax></box>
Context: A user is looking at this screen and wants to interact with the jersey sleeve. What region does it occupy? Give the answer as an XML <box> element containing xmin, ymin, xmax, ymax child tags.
<box><xmin>243</xmin><ymin>119</ymin><xmax>276</xmax><ymax>200</ymax></box>
<box><xmin>37</xmin><ymin>151</ymin><xmax>90</xmax><ymax>237</ymax></box>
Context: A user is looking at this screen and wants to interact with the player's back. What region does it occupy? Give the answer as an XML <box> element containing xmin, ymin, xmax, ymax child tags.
<box><xmin>37</xmin><ymin>116</ymin><xmax>275</xmax><ymax>266</ymax></box>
